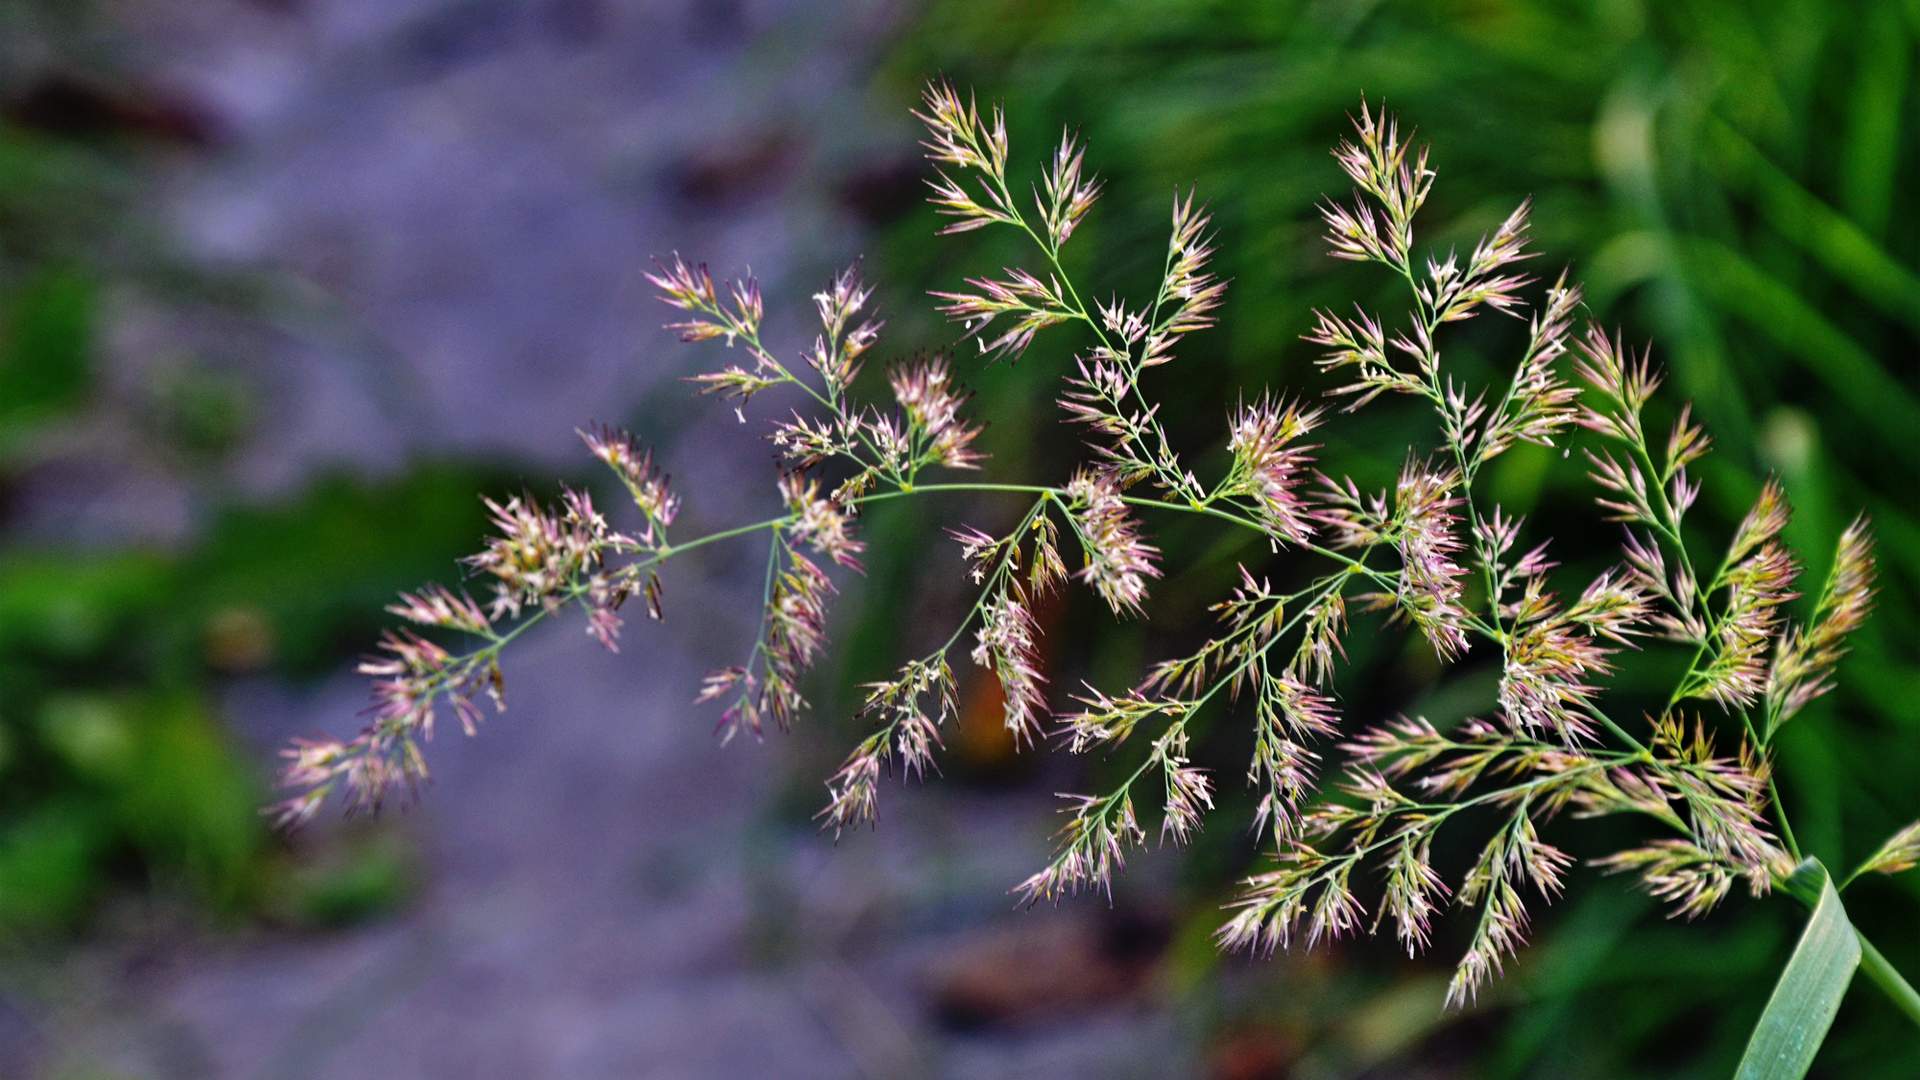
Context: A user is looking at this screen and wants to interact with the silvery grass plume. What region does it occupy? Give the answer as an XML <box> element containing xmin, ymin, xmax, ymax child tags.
<box><xmin>273</xmin><ymin>83</ymin><xmax>1920</xmax><ymax>1035</ymax></box>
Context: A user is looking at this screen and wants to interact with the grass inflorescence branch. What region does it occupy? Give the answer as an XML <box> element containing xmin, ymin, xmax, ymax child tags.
<box><xmin>270</xmin><ymin>82</ymin><xmax>1916</xmax><ymax>1035</ymax></box>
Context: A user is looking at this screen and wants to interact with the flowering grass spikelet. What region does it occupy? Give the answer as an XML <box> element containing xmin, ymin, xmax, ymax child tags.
<box><xmin>1224</xmin><ymin>395</ymin><xmax>1322</xmax><ymax>545</ymax></box>
<box><xmin>1064</xmin><ymin>468</ymin><xmax>1161</xmax><ymax>616</ymax></box>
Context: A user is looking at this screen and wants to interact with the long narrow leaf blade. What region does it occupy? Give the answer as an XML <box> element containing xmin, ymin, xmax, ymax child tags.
<box><xmin>1737</xmin><ymin>862</ymin><xmax>1860</xmax><ymax>1079</ymax></box>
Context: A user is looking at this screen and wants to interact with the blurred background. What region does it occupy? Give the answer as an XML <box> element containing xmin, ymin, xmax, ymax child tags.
<box><xmin>2</xmin><ymin>0</ymin><xmax>1917</xmax><ymax>1076</ymax></box>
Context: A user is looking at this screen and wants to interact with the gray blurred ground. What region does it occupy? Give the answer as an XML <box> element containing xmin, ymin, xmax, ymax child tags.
<box><xmin>19</xmin><ymin>2</ymin><xmax>1197</xmax><ymax>1077</ymax></box>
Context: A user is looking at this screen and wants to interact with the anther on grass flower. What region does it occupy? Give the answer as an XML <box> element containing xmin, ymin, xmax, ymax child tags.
<box><xmin>971</xmin><ymin>589</ymin><xmax>1048</xmax><ymax>745</ymax></box>
<box><xmin>915</xmin><ymin>80</ymin><xmax>1009</xmax><ymax>192</ymax></box>
<box><xmin>1474</xmin><ymin>272</ymin><xmax>1582</xmax><ymax>465</ymax></box>
<box><xmin>1446</xmin><ymin>809</ymin><xmax>1569</xmax><ymax>1007</ymax></box>
<box><xmin>780</xmin><ymin>473</ymin><xmax>865</xmax><ymax>572</ymax></box>
<box><xmin>1327</xmin><ymin>100</ymin><xmax>1430</xmax><ymax>265</ymax></box>
<box><xmin>1062</xmin><ymin>687</ymin><xmax>1179</xmax><ymax>753</ymax></box>
<box><xmin>1856</xmin><ymin>821</ymin><xmax>1920</xmax><ymax>879</ymax></box>
<box><xmin>1765</xmin><ymin>515</ymin><xmax>1875</xmax><ymax>731</ymax></box>
<box><xmin>1039</xmin><ymin>129</ymin><xmax>1101</xmax><ymax>251</ymax></box>
<box><xmin>1619</xmin><ymin>529</ymin><xmax>1707</xmax><ymax>643</ymax></box>
<box><xmin>887</xmin><ymin>355</ymin><xmax>984</xmax><ymax>471</ymax></box>
<box><xmin>465</xmin><ymin>492</ymin><xmax>604</xmax><ymax>620</ymax></box>
<box><xmin>1595</xmin><ymin>839</ymin><xmax>1743</xmax><ymax>921</ymax></box>
<box><xmin>809</xmin><ymin>264</ymin><xmax>880</xmax><ymax>397</ymax></box>
<box><xmin>1293</xmin><ymin>585</ymin><xmax>1350</xmax><ymax>688</ymax></box>
<box><xmin>272</xmin><ymin>84</ymin><xmax>1910</xmax><ymax>1051</ymax></box>
<box><xmin>1223</xmin><ymin>395</ymin><xmax>1321</xmax><ymax>545</ymax></box>
<box><xmin>932</xmin><ymin>269</ymin><xmax>1075</xmax><ymax>363</ymax></box>
<box><xmin>1147</xmin><ymin>190</ymin><xmax>1228</xmax><ymax>367</ymax></box>
<box><xmin>1063</xmin><ymin>468</ymin><xmax>1161</xmax><ymax>616</ymax></box>
<box><xmin>1419</xmin><ymin>197</ymin><xmax>1535</xmax><ymax>326</ymax></box>
<box><xmin>579</xmin><ymin>424</ymin><xmax>680</xmax><ymax>538</ymax></box>
<box><xmin>1016</xmin><ymin>789</ymin><xmax>1150</xmax><ymax>906</ymax></box>
<box><xmin>1494</xmin><ymin>569</ymin><xmax>1651</xmax><ymax>742</ymax></box>
<box><xmin>1157</xmin><ymin>728</ymin><xmax>1217</xmax><ymax>847</ymax></box>
<box><xmin>1307</xmin><ymin>306</ymin><xmax>1417</xmax><ymax>408</ymax></box>
<box><xmin>817</xmin><ymin>656</ymin><xmax>959</xmax><ymax>836</ymax></box>
<box><xmin>386</xmin><ymin>583</ymin><xmax>492</xmax><ymax>636</ymax></box>
<box><xmin>1247</xmin><ymin>674</ymin><xmax>1340</xmax><ymax>840</ymax></box>
<box><xmin>1387</xmin><ymin>462</ymin><xmax>1472</xmax><ymax>661</ymax></box>
<box><xmin>743</xmin><ymin>548</ymin><xmax>835</xmax><ymax>737</ymax></box>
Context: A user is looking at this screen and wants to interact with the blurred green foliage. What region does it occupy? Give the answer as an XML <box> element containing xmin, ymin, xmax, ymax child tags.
<box><xmin>0</xmin><ymin>269</ymin><xmax>91</xmax><ymax>450</ymax></box>
<box><xmin>0</xmin><ymin>14</ymin><xmax>526</xmax><ymax>933</ymax></box>
<box><xmin>867</xmin><ymin>1</ymin><xmax>1920</xmax><ymax>1074</ymax></box>
<box><xmin>0</xmin><ymin>464</ymin><xmax>503</xmax><ymax>932</ymax></box>
<box><xmin>0</xmin><ymin>224</ymin><xmax>499</xmax><ymax>932</ymax></box>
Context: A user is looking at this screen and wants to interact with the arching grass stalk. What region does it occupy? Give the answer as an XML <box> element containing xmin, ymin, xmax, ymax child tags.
<box><xmin>272</xmin><ymin>84</ymin><xmax>1917</xmax><ymax>1057</ymax></box>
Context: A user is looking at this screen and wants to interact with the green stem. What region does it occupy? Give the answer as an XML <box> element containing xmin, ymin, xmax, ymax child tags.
<box><xmin>657</xmin><ymin>513</ymin><xmax>794</xmax><ymax>559</ymax></box>
<box><xmin>1779</xmin><ymin>868</ymin><xmax>1920</xmax><ymax>1030</ymax></box>
<box><xmin>936</xmin><ymin>494</ymin><xmax>1051</xmax><ymax>655</ymax></box>
<box><xmin>1738</xmin><ymin>709</ymin><xmax>1803</xmax><ymax>861</ymax></box>
<box><xmin>1858</xmin><ymin>936</ymin><xmax>1920</xmax><ymax>1029</ymax></box>
<box><xmin>1582</xmin><ymin>707</ymin><xmax>1651</xmax><ymax>757</ymax></box>
<box><xmin>872</xmin><ymin>483</ymin><xmax>1401</xmax><ymax>589</ymax></box>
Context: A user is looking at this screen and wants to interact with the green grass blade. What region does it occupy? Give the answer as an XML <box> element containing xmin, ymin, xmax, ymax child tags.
<box><xmin>1737</xmin><ymin>861</ymin><xmax>1860</xmax><ymax>1079</ymax></box>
